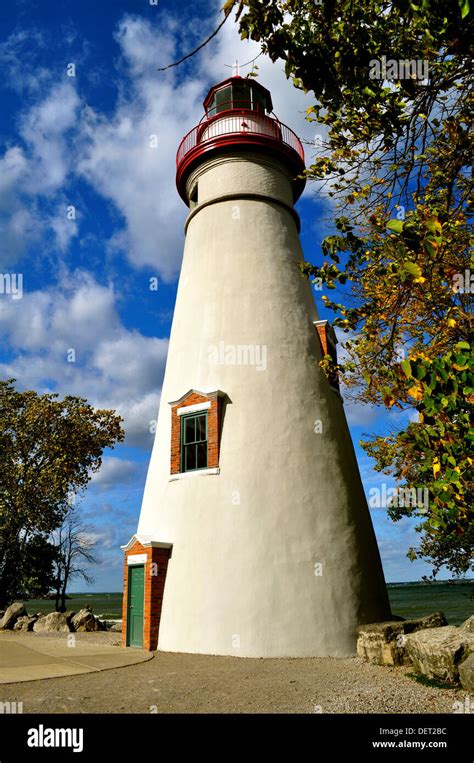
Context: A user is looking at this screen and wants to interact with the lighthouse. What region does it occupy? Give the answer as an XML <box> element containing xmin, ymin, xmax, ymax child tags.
<box><xmin>121</xmin><ymin>76</ymin><xmax>391</xmax><ymax>657</ymax></box>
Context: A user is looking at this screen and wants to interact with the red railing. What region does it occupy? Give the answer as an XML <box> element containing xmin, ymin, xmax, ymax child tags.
<box><xmin>176</xmin><ymin>108</ymin><xmax>305</xmax><ymax>168</ymax></box>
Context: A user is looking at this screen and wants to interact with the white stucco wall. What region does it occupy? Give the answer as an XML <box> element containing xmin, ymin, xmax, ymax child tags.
<box><xmin>137</xmin><ymin>151</ymin><xmax>391</xmax><ymax>657</ymax></box>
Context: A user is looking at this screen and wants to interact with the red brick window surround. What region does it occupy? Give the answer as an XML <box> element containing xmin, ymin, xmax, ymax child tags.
<box><xmin>169</xmin><ymin>389</ymin><xmax>225</xmax><ymax>476</ymax></box>
<box><xmin>314</xmin><ymin>320</ymin><xmax>340</xmax><ymax>391</ymax></box>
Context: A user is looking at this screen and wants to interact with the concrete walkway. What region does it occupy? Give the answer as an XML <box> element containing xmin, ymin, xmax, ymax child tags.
<box><xmin>0</xmin><ymin>631</ymin><xmax>152</xmax><ymax>684</ymax></box>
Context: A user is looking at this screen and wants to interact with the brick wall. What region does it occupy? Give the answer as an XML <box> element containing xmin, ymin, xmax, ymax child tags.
<box><xmin>122</xmin><ymin>540</ymin><xmax>172</xmax><ymax>652</ymax></box>
<box><xmin>314</xmin><ymin>321</ymin><xmax>340</xmax><ymax>390</ymax></box>
<box><xmin>315</xmin><ymin>322</ymin><xmax>330</xmax><ymax>357</ymax></box>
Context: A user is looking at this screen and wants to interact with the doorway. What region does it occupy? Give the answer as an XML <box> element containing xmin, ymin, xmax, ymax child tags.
<box><xmin>126</xmin><ymin>564</ymin><xmax>144</xmax><ymax>648</ymax></box>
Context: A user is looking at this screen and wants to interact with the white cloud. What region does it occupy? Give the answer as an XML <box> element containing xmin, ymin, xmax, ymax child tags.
<box><xmin>77</xmin><ymin>15</ymin><xmax>204</xmax><ymax>281</ymax></box>
<box><xmin>19</xmin><ymin>80</ymin><xmax>80</xmax><ymax>194</ymax></box>
<box><xmin>0</xmin><ymin>271</ymin><xmax>167</xmax><ymax>448</ymax></box>
<box><xmin>0</xmin><ymin>79</ymin><xmax>81</xmax><ymax>264</ymax></box>
<box><xmin>90</xmin><ymin>457</ymin><xmax>138</xmax><ymax>490</ymax></box>
<box><xmin>0</xmin><ymin>29</ymin><xmax>51</xmax><ymax>95</ymax></box>
<box><xmin>0</xmin><ymin>147</ymin><xmax>39</xmax><ymax>265</ymax></box>
<box><xmin>0</xmin><ymin>271</ymin><xmax>119</xmax><ymax>352</ymax></box>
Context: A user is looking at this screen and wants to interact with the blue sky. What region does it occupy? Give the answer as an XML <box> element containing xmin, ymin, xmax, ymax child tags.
<box><xmin>0</xmin><ymin>0</ymin><xmax>458</xmax><ymax>589</ymax></box>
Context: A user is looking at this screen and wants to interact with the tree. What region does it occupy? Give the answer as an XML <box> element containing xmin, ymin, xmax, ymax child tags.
<box><xmin>229</xmin><ymin>0</ymin><xmax>473</xmax><ymax>574</ymax></box>
<box><xmin>16</xmin><ymin>534</ymin><xmax>57</xmax><ymax>600</ymax></box>
<box><xmin>0</xmin><ymin>380</ymin><xmax>124</xmax><ymax>607</ymax></box>
<box><xmin>52</xmin><ymin>506</ymin><xmax>98</xmax><ymax>612</ymax></box>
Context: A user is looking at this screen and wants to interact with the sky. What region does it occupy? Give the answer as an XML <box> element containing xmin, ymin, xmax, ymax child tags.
<box><xmin>0</xmin><ymin>0</ymin><xmax>459</xmax><ymax>590</ymax></box>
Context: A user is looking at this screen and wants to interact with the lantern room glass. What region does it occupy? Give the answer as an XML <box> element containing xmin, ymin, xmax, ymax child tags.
<box><xmin>207</xmin><ymin>81</ymin><xmax>268</xmax><ymax>117</ymax></box>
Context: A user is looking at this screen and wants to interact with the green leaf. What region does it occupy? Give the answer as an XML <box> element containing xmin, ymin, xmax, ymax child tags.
<box><xmin>401</xmin><ymin>360</ymin><xmax>412</xmax><ymax>378</ymax></box>
<box><xmin>458</xmin><ymin>0</ymin><xmax>470</xmax><ymax>18</ymax></box>
<box><xmin>404</xmin><ymin>261</ymin><xmax>422</xmax><ymax>278</ymax></box>
<box><xmin>424</xmin><ymin>237</ymin><xmax>438</xmax><ymax>258</ymax></box>
<box><xmin>387</xmin><ymin>219</ymin><xmax>404</xmax><ymax>234</ymax></box>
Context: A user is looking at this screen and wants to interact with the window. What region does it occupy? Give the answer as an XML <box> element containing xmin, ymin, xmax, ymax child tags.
<box><xmin>232</xmin><ymin>81</ymin><xmax>252</xmax><ymax>110</ymax></box>
<box><xmin>252</xmin><ymin>88</ymin><xmax>267</xmax><ymax>113</ymax></box>
<box><xmin>208</xmin><ymin>86</ymin><xmax>232</xmax><ymax>116</ymax></box>
<box><xmin>181</xmin><ymin>412</ymin><xmax>208</xmax><ymax>472</ymax></box>
<box><xmin>189</xmin><ymin>183</ymin><xmax>198</xmax><ymax>208</ymax></box>
<box><xmin>169</xmin><ymin>390</ymin><xmax>227</xmax><ymax>477</ymax></box>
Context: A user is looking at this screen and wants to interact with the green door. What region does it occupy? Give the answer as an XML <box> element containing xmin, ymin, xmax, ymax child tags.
<box><xmin>127</xmin><ymin>565</ymin><xmax>144</xmax><ymax>648</ymax></box>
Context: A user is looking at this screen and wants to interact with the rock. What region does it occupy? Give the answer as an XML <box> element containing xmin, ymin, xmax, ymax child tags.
<box><xmin>460</xmin><ymin>615</ymin><xmax>474</xmax><ymax>633</ymax></box>
<box><xmin>109</xmin><ymin>622</ymin><xmax>122</xmax><ymax>633</ymax></box>
<box><xmin>71</xmin><ymin>608</ymin><xmax>105</xmax><ymax>632</ymax></box>
<box><xmin>13</xmin><ymin>615</ymin><xmax>38</xmax><ymax>631</ymax></box>
<box><xmin>459</xmin><ymin>654</ymin><xmax>474</xmax><ymax>692</ymax></box>
<box><xmin>33</xmin><ymin>611</ymin><xmax>73</xmax><ymax>633</ymax></box>
<box><xmin>357</xmin><ymin>612</ymin><xmax>448</xmax><ymax>666</ymax></box>
<box><xmin>0</xmin><ymin>603</ymin><xmax>27</xmax><ymax>630</ymax></box>
<box><xmin>71</xmin><ymin>608</ymin><xmax>97</xmax><ymax>632</ymax></box>
<box><xmin>405</xmin><ymin>626</ymin><xmax>474</xmax><ymax>684</ymax></box>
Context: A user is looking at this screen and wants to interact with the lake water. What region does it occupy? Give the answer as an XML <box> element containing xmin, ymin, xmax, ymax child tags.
<box><xmin>20</xmin><ymin>581</ymin><xmax>473</xmax><ymax>626</ymax></box>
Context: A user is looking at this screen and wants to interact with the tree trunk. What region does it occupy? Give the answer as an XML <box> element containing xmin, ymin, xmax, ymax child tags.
<box><xmin>59</xmin><ymin>563</ymin><xmax>70</xmax><ymax>612</ymax></box>
<box><xmin>54</xmin><ymin>573</ymin><xmax>62</xmax><ymax>612</ymax></box>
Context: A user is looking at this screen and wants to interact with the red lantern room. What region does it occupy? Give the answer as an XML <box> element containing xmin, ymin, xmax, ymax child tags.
<box><xmin>176</xmin><ymin>76</ymin><xmax>305</xmax><ymax>204</ymax></box>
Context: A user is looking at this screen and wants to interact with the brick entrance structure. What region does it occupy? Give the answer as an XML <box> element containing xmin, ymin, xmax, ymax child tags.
<box><xmin>121</xmin><ymin>535</ymin><xmax>172</xmax><ymax>651</ymax></box>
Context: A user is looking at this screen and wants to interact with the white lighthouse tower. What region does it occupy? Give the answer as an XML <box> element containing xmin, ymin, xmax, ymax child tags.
<box><xmin>121</xmin><ymin>76</ymin><xmax>391</xmax><ymax>656</ymax></box>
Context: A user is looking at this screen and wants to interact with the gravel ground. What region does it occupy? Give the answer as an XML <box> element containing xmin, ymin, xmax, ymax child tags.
<box><xmin>0</xmin><ymin>632</ymin><xmax>469</xmax><ymax>714</ymax></box>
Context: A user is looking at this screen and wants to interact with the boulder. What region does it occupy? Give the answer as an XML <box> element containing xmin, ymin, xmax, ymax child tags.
<box><xmin>458</xmin><ymin>654</ymin><xmax>474</xmax><ymax>692</ymax></box>
<box><xmin>72</xmin><ymin>608</ymin><xmax>97</xmax><ymax>632</ymax></box>
<box><xmin>0</xmin><ymin>603</ymin><xmax>27</xmax><ymax>630</ymax></box>
<box><xmin>357</xmin><ymin>612</ymin><xmax>448</xmax><ymax>666</ymax></box>
<box><xmin>109</xmin><ymin>622</ymin><xmax>122</xmax><ymax>633</ymax></box>
<box><xmin>405</xmin><ymin>626</ymin><xmax>474</xmax><ymax>683</ymax></box>
<box><xmin>71</xmin><ymin>608</ymin><xmax>106</xmax><ymax>632</ymax></box>
<box><xmin>460</xmin><ymin>615</ymin><xmax>474</xmax><ymax>633</ymax></box>
<box><xmin>33</xmin><ymin>611</ymin><xmax>73</xmax><ymax>633</ymax></box>
<box><xmin>13</xmin><ymin>615</ymin><xmax>38</xmax><ymax>632</ymax></box>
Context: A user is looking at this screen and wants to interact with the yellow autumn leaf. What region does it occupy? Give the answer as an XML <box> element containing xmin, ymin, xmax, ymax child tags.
<box><xmin>447</xmin><ymin>318</ymin><xmax>456</xmax><ymax>327</ymax></box>
<box><xmin>408</xmin><ymin>385</ymin><xmax>423</xmax><ymax>401</ymax></box>
<box><xmin>433</xmin><ymin>458</ymin><xmax>441</xmax><ymax>477</ymax></box>
<box><xmin>413</xmin><ymin>276</ymin><xmax>426</xmax><ymax>284</ymax></box>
